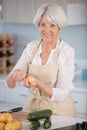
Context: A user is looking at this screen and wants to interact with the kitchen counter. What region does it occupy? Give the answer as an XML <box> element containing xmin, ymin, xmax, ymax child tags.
<box><xmin>0</xmin><ymin>106</ymin><xmax>86</xmax><ymax>130</ymax></box>
<box><xmin>21</xmin><ymin>115</ymin><xmax>86</xmax><ymax>130</ymax></box>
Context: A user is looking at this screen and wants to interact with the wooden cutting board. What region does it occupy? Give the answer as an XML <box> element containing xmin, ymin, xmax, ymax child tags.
<box><xmin>11</xmin><ymin>111</ymin><xmax>29</xmax><ymax>122</ymax></box>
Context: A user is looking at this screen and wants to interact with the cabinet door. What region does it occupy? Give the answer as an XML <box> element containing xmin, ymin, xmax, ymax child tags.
<box><xmin>2</xmin><ymin>0</ymin><xmax>35</xmax><ymax>23</ymax></box>
<box><xmin>17</xmin><ymin>0</ymin><xmax>35</xmax><ymax>23</ymax></box>
<box><xmin>0</xmin><ymin>81</ymin><xmax>6</xmax><ymax>102</ymax></box>
<box><xmin>72</xmin><ymin>91</ymin><xmax>87</xmax><ymax>119</ymax></box>
<box><xmin>67</xmin><ymin>3</ymin><xmax>87</xmax><ymax>25</ymax></box>
<box><xmin>2</xmin><ymin>0</ymin><xmax>18</xmax><ymax>23</ymax></box>
<box><xmin>5</xmin><ymin>84</ymin><xmax>29</xmax><ymax>105</ymax></box>
<box><xmin>35</xmin><ymin>0</ymin><xmax>49</xmax><ymax>12</ymax></box>
<box><xmin>35</xmin><ymin>0</ymin><xmax>67</xmax><ymax>13</ymax></box>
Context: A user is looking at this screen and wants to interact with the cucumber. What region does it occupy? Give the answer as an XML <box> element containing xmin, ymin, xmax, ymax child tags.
<box><xmin>29</xmin><ymin>121</ymin><xmax>40</xmax><ymax>130</ymax></box>
<box><xmin>27</xmin><ymin>109</ymin><xmax>52</xmax><ymax>121</ymax></box>
<box><xmin>43</xmin><ymin>118</ymin><xmax>51</xmax><ymax>129</ymax></box>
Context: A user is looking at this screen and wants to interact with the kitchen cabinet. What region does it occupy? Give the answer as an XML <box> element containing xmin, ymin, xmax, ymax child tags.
<box><xmin>67</xmin><ymin>3</ymin><xmax>87</xmax><ymax>25</ymax></box>
<box><xmin>0</xmin><ymin>80</ymin><xmax>29</xmax><ymax>106</ymax></box>
<box><xmin>72</xmin><ymin>90</ymin><xmax>87</xmax><ymax>120</ymax></box>
<box><xmin>5</xmin><ymin>83</ymin><xmax>29</xmax><ymax>105</ymax></box>
<box><xmin>1</xmin><ymin>0</ymin><xmax>35</xmax><ymax>23</ymax></box>
<box><xmin>35</xmin><ymin>0</ymin><xmax>67</xmax><ymax>14</ymax></box>
<box><xmin>1</xmin><ymin>0</ymin><xmax>67</xmax><ymax>24</ymax></box>
<box><xmin>0</xmin><ymin>81</ymin><xmax>6</xmax><ymax>102</ymax></box>
<box><xmin>1</xmin><ymin>0</ymin><xmax>87</xmax><ymax>24</ymax></box>
<box><xmin>2</xmin><ymin>0</ymin><xmax>18</xmax><ymax>23</ymax></box>
<box><xmin>17</xmin><ymin>0</ymin><xmax>35</xmax><ymax>23</ymax></box>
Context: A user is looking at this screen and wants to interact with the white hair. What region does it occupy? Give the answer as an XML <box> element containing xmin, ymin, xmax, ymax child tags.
<box><xmin>33</xmin><ymin>3</ymin><xmax>68</xmax><ymax>31</ymax></box>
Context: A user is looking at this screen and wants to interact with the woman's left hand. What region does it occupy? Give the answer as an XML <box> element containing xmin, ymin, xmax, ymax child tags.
<box><xmin>23</xmin><ymin>75</ymin><xmax>52</xmax><ymax>98</ymax></box>
<box><xmin>23</xmin><ymin>75</ymin><xmax>39</xmax><ymax>88</ymax></box>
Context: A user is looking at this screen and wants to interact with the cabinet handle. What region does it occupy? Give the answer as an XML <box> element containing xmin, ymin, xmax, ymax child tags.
<box><xmin>74</xmin><ymin>101</ymin><xmax>78</xmax><ymax>104</ymax></box>
<box><xmin>19</xmin><ymin>94</ymin><xmax>27</xmax><ymax>97</ymax></box>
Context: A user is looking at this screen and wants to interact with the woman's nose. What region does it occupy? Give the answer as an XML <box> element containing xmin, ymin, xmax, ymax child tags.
<box><xmin>45</xmin><ymin>25</ymin><xmax>51</xmax><ymax>31</ymax></box>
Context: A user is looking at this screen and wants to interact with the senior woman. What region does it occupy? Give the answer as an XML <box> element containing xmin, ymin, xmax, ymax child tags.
<box><xmin>6</xmin><ymin>3</ymin><xmax>76</xmax><ymax>117</ymax></box>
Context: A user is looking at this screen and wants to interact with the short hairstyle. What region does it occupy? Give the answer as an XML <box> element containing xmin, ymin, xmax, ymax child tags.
<box><xmin>33</xmin><ymin>3</ymin><xmax>68</xmax><ymax>31</ymax></box>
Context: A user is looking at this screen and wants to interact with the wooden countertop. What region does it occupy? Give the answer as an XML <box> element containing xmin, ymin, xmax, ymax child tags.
<box><xmin>12</xmin><ymin>111</ymin><xmax>29</xmax><ymax>122</ymax></box>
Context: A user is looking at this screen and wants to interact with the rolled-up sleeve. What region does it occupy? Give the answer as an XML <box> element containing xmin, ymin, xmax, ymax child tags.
<box><xmin>50</xmin><ymin>48</ymin><xmax>75</xmax><ymax>101</ymax></box>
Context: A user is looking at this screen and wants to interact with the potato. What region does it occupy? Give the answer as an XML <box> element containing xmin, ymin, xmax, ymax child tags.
<box><xmin>5</xmin><ymin>119</ymin><xmax>22</xmax><ymax>130</ymax></box>
<box><xmin>0</xmin><ymin>113</ymin><xmax>13</xmax><ymax>123</ymax></box>
<box><xmin>0</xmin><ymin>113</ymin><xmax>22</xmax><ymax>130</ymax></box>
<box><xmin>28</xmin><ymin>75</ymin><xmax>35</xmax><ymax>83</ymax></box>
<box><xmin>0</xmin><ymin>122</ymin><xmax>5</xmax><ymax>130</ymax></box>
<box><xmin>0</xmin><ymin>114</ymin><xmax>6</xmax><ymax>122</ymax></box>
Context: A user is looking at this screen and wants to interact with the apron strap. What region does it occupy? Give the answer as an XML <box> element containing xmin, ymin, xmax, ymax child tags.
<box><xmin>30</xmin><ymin>39</ymin><xmax>60</xmax><ymax>64</ymax></box>
<box><xmin>52</xmin><ymin>40</ymin><xmax>60</xmax><ymax>87</ymax></box>
<box><xmin>53</xmin><ymin>40</ymin><xmax>59</xmax><ymax>61</ymax></box>
<box><xmin>30</xmin><ymin>39</ymin><xmax>42</xmax><ymax>64</ymax></box>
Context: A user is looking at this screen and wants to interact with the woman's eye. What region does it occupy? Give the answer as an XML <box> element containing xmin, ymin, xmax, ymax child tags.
<box><xmin>39</xmin><ymin>23</ymin><xmax>45</xmax><ymax>27</ymax></box>
<box><xmin>50</xmin><ymin>24</ymin><xmax>55</xmax><ymax>27</ymax></box>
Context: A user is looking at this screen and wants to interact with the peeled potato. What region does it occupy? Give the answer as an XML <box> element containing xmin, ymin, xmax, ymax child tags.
<box><xmin>5</xmin><ymin>119</ymin><xmax>22</xmax><ymax>130</ymax></box>
<box><xmin>0</xmin><ymin>114</ymin><xmax>6</xmax><ymax>122</ymax></box>
<box><xmin>0</xmin><ymin>113</ymin><xmax>13</xmax><ymax>123</ymax></box>
<box><xmin>0</xmin><ymin>122</ymin><xmax>5</xmax><ymax>130</ymax></box>
<box><xmin>28</xmin><ymin>75</ymin><xmax>35</xmax><ymax>83</ymax></box>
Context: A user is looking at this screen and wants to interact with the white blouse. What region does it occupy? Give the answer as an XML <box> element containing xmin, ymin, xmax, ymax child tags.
<box><xmin>8</xmin><ymin>39</ymin><xmax>75</xmax><ymax>101</ymax></box>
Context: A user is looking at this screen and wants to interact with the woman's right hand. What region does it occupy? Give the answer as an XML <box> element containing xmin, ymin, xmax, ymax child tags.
<box><xmin>6</xmin><ymin>69</ymin><xmax>27</xmax><ymax>88</ymax></box>
<box><xmin>11</xmin><ymin>69</ymin><xmax>27</xmax><ymax>82</ymax></box>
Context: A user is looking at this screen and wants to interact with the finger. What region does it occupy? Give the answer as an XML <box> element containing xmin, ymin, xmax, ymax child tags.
<box><xmin>22</xmin><ymin>74</ymin><xmax>28</xmax><ymax>80</ymax></box>
<box><xmin>23</xmin><ymin>78</ymin><xmax>31</xmax><ymax>88</ymax></box>
<box><xmin>16</xmin><ymin>71</ymin><xmax>27</xmax><ymax>81</ymax></box>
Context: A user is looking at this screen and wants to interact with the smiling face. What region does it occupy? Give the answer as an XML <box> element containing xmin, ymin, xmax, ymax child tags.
<box><xmin>38</xmin><ymin>15</ymin><xmax>60</xmax><ymax>44</ymax></box>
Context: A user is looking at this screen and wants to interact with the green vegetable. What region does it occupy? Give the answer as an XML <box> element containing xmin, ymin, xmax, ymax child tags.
<box><xmin>27</xmin><ymin>109</ymin><xmax>52</xmax><ymax>121</ymax></box>
<box><xmin>29</xmin><ymin>121</ymin><xmax>40</xmax><ymax>130</ymax></box>
<box><xmin>43</xmin><ymin>118</ymin><xmax>51</xmax><ymax>129</ymax></box>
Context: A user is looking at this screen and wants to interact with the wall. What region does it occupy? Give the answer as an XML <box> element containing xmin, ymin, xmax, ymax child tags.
<box><xmin>0</xmin><ymin>23</ymin><xmax>2</xmax><ymax>31</ymax></box>
<box><xmin>0</xmin><ymin>23</ymin><xmax>87</xmax><ymax>69</ymax></box>
<box><xmin>1</xmin><ymin>23</ymin><xmax>40</xmax><ymax>64</ymax></box>
<box><xmin>59</xmin><ymin>25</ymin><xmax>87</xmax><ymax>68</ymax></box>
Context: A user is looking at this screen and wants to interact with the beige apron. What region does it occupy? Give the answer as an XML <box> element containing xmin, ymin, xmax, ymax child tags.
<box><xmin>23</xmin><ymin>40</ymin><xmax>76</xmax><ymax>117</ymax></box>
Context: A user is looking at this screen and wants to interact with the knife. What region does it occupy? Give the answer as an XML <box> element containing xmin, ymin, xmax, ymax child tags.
<box><xmin>0</xmin><ymin>107</ymin><xmax>23</xmax><ymax>113</ymax></box>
